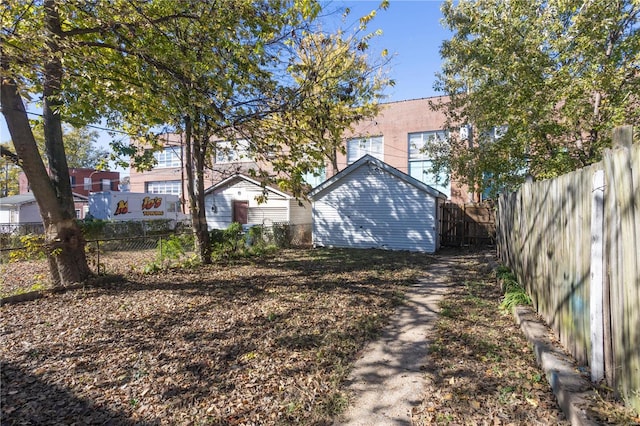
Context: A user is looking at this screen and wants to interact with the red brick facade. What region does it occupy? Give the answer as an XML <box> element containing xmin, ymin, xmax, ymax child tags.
<box><xmin>19</xmin><ymin>168</ymin><xmax>120</xmax><ymax>197</ymax></box>
<box><xmin>128</xmin><ymin>96</ymin><xmax>473</xmax><ymax>205</ymax></box>
<box><xmin>334</xmin><ymin>97</ymin><xmax>471</xmax><ymax>204</ymax></box>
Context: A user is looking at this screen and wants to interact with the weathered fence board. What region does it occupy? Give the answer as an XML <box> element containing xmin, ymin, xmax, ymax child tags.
<box><xmin>604</xmin><ymin>143</ymin><xmax>640</xmax><ymax>410</ymax></box>
<box><xmin>497</xmin><ymin>140</ymin><xmax>640</xmax><ymax>413</ymax></box>
<box><xmin>439</xmin><ymin>202</ymin><xmax>495</xmax><ymax>247</ymax></box>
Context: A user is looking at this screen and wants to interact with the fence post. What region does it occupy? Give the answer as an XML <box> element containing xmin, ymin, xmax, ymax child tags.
<box><xmin>590</xmin><ymin>169</ymin><xmax>605</xmax><ymax>382</ymax></box>
<box><xmin>96</xmin><ymin>240</ymin><xmax>101</xmax><ymax>275</ymax></box>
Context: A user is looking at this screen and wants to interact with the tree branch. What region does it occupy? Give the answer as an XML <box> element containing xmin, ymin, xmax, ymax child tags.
<box><xmin>0</xmin><ymin>145</ymin><xmax>21</xmax><ymax>166</ymax></box>
<box><xmin>62</xmin><ymin>12</ymin><xmax>199</xmax><ymax>37</ymax></box>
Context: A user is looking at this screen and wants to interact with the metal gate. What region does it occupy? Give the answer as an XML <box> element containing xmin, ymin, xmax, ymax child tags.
<box><xmin>439</xmin><ymin>202</ymin><xmax>496</xmax><ymax>247</ymax></box>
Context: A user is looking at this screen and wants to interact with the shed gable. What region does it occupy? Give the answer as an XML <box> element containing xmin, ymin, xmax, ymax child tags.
<box><xmin>312</xmin><ymin>160</ymin><xmax>440</xmax><ymax>252</ymax></box>
<box><xmin>205</xmin><ymin>174</ymin><xmax>311</xmax><ymax>230</ymax></box>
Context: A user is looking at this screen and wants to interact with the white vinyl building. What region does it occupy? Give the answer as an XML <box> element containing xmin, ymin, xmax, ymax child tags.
<box><xmin>308</xmin><ymin>155</ymin><xmax>447</xmax><ymax>253</ymax></box>
<box><xmin>204</xmin><ymin>174</ymin><xmax>311</xmax><ymax>230</ymax></box>
<box><xmin>0</xmin><ymin>194</ymin><xmax>41</xmax><ymax>224</ymax></box>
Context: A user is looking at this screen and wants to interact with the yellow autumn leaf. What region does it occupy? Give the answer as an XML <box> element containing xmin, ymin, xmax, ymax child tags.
<box><xmin>526</xmin><ymin>397</ymin><xmax>539</xmax><ymax>407</ymax></box>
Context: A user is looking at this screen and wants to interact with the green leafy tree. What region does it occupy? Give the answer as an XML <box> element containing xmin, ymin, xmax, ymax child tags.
<box><xmin>84</xmin><ymin>0</ymin><xmax>391</xmax><ymax>264</ymax></box>
<box><xmin>1</xmin><ymin>0</ymin><xmax>392</xmax><ymax>278</ymax></box>
<box><xmin>251</xmin><ymin>10</ymin><xmax>393</xmax><ymax>194</ymax></box>
<box><xmin>1</xmin><ymin>0</ymin><xmax>210</xmax><ymax>285</ymax></box>
<box><xmin>93</xmin><ymin>0</ymin><xmax>326</xmax><ymax>264</ymax></box>
<box><xmin>431</xmin><ymin>0</ymin><xmax>640</xmax><ymax>195</ymax></box>
<box><xmin>31</xmin><ymin>123</ymin><xmax>109</xmax><ymax>169</ymax></box>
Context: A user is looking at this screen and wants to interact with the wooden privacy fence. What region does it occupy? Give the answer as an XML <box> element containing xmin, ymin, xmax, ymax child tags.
<box><xmin>496</xmin><ymin>131</ymin><xmax>639</xmax><ymax>413</ymax></box>
<box><xmin>439</xmin><ymin>202</ymin><xmax>495</xmax><ymax>247</ymax></box>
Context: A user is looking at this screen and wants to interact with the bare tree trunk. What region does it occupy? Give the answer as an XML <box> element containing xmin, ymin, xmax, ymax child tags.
<box><xmin>195</xmin><ymin>119</ymin><xmax>212</xmax><ymax>263</ymax></box>
<box><xmin>184</xmin><ymin>113</ymin><xmax>212</xmax><ymax>264</ymax></box>
<box><xmin>0</xmin><ymin>1</ymin><xmax>91</xmax><ymax>286</ymax></box>
<box><xmin>1</xmin><ymin>74</ymin><xmax>90</xmax><ymax>286</ymax></box>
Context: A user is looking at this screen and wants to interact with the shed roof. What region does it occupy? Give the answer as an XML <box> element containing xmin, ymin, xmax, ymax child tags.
<box><xmin>0</xmin><ymin>194</ymin><xmax>38</xmax><ymax>207</ymax></box>
<box><xmin>307</xmin><ymin>154</ymin><xmax>448</xmax><ymax>200</ymax></box>
<box><xmin>0</xmin><ymin>192</ymin><xmax>88</xmax><ymax>207</ymax></box>
<box><xmin>204</xmin><ymin>174</ymin><xmax>291</xmax><ymax>199</ymax></box>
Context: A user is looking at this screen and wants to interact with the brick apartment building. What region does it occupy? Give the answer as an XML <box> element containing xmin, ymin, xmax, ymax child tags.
<box><xmin>19</xmin><ymin>168</ymin><xmax>121</xmax><ymax>197</ymax></box>
<box><xmin>128</xmin><ymin>96</ymin><xmax>473</xmax><ymax>207</ymax></box>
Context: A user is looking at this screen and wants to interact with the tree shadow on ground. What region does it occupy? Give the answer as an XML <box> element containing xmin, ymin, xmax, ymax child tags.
<box><xmin>1</xmin><ymin>362</ymin><xmax>159</xmax><ymax>426</ymax></box>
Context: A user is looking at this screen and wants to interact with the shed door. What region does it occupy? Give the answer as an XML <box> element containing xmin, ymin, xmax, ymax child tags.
<box><xmin>233</xmin><ymin>200</ymin><xmax>249</xmax><ymax>224</ymax></box>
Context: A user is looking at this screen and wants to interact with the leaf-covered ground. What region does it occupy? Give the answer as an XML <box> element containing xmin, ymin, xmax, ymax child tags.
<box><xmin>412</xmin><ymin>250</ymin><xmax>639</xmax><ymax>426</ymax></box>
<box><xmin>2</xmin><ymin>248</ymin><xmax>636</xmax><ymax>425</ymax></box>
<box><xmin>1</xmin><ymin>248</ymin><xmax>428</xmax><ymax>425</ymax></box>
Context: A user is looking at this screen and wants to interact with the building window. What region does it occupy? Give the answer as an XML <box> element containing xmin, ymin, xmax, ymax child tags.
<box><xmin>303</xmin><ymin>168</ymin><xmax>326</xmax><ymax>188</ymax></box>
<box><xmin>101</xmin><ymin>179</ymin><xmax>111</xmax><ymax>191</ymax></box>
<box><xmin>408</xmin><ymin>131</ymin><xmax>450</xmax><ymax>197</ymax></box>
<box><xmin>145</xmin><ymin>180</ymin><xmax>182</xmax><ymax>195</ymax></box>
<box><xmin>215</xmin><ymin>140</ymin><xmax>250</xmax><ymax>163</ymax></box>
<box><xmin>346</xmin><ymin>136</ymin><xmax>383</xmax><ymax>164</ymax></box>
<box><xmin>154</xmin><ymin>146</ymin><xmax>182</xmax><ymax>168</ymax></box>
<box><xmin>84</xmin><ymin>177</ymin><xmax>92</xmax><ymax>191</ymax></box>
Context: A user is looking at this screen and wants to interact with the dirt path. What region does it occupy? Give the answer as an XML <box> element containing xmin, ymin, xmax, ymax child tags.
<box><xmin>334</xmin><ymin>258</ymin><xmax>455</xmax><ymax>425</ymax></box>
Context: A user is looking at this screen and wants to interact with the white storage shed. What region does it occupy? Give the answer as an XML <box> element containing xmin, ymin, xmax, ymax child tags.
<box><xmin>204</xmin><ymin>174</ymin><xmax>311</xmax><ymax>230</ymax></box>
<box><xmin>308</xmin><ymin>155</ymin><xmax>447</xmax><ymax>253</ymax></box>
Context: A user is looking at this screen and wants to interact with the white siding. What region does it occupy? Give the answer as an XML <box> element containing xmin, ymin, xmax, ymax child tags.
<box><xmin>0</xmin><ymin>209</ymin><xmax>13</xmax><ymax>223</ymax></box>
<box><xmin>248</xmin><ymin>206</ymin><xmax>288</xmax><ymax>224</ymax></box>
<box><xmin>206</xmin><ymin>194</ymin><xmax>234</xmax><ymax>229</ymax></box>
<box><xmin>19</xmin><ymin>203</ymin><xmax>41</xmax><ymax>223</ymax></box>
<box><xmin>205</xmin><ymin>178</ymin><xmax>294</xmax><ymax>229</ymax></box>
<box><xmin>312</xmin><ymin>164</ymin><xmax>439</xmax><ymax>253</ymax></box>
<box><xmin>289</xmin><ymin>199</ymin><xmax>312</xmax><ymax>224</ymax></box>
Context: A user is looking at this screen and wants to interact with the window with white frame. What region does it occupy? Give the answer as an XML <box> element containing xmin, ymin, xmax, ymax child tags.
<box><xmin>346</xmin><ymin>136</ymin><xmax>383</xmax><ymax>164</ymax></box>
<box><xmin>83</xmin><ymin>177</ymin><xmax>92</xmax><ymax>191</ymax></box>
<box><xmin>408</xmin><ymin>130</ymin><xmax>450</xmax><ymax>197</ymax></box>
<box><xmin>408</xmin><ymin>130</ymin><xmax>447</xmax><ymax>161</ymax></box>
<box><xmin>215</xmin><ymin>139</ymin><xmax>251</xmax><ymax>163</ymax></box>
<box><xmin>154</xmin><ymin>146</ymin><xmax>182</xmax><ymax>168</ymax></box>
<box><xmin>145</xmin><ymin>180</ymin><xmax>182</xmax><ymax>195</ymax></box>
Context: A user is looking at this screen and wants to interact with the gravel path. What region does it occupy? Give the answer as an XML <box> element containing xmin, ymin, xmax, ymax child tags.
<box><xmin>334</xmin><ymin>259</ymin><xmax>454</xmax><ymax>425</ymax></box>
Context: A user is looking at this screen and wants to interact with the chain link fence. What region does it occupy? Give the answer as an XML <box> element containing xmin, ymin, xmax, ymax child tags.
<box><xmin>1</xmin><ymin>222</ymin><xmax>311</xmax><ymax>298</ymax></box>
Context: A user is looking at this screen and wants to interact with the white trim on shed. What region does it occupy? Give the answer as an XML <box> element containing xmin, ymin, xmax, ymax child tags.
<box><xmin>204</xmin><ymin>174</ymin><xmax>311</xmax><ymax>230</ymax></box>
<box><xmin>308</xmin><ymin>155</ymin><xmax>447</xmax><ymax>253</ymax></box>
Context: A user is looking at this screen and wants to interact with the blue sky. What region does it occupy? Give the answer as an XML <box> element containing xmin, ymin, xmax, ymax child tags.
<box><xmin>331</xmin><ymin>0</ymin><xmax>451</xmax><ymax>102</ymax></box>
<box><xmin>1</xmin><ymin>1</ymin><xmax>450</xmax><ymax>149</ymax></box>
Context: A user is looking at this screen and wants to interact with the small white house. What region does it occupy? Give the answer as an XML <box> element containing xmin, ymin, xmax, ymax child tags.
<box><xmin>308</xmin><ymin>155</ymin><xmax>447</xmax><ymax>253</ymax></box>
<box><xmin>0</xmin><ymin>194</ymin><xmax>41</xmax><ymax>224</ymax></box>
<box><xmin>1</xmin><ymin>193</ymin><xmax>90</xmax><ymax>226</ymax></box>
<box><xmin>204</xmin><ymin>174</ymin><xmax>311</xmax><ymax>230</ymax></box>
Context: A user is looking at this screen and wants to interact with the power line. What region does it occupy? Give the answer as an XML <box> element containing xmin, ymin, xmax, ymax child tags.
<box><xmin>1</xmin><ymin>107</ymin><xmax>144</xmax><ymax>138</ymax></box>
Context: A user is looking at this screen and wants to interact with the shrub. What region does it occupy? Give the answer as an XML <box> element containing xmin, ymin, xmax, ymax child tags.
<box><xmin>143</xmin><ymin>234</ymin><xmax>197</xmax><ymax>273</ymax></box>
<box><xmin>210</xmin><ymin>223</ymin><xmax>278</xmax><ymax>260</ymax></box>
<box><xmin>9</xmin><ymin>235</ymin><xmax>46</xmax><ymax>262</ymax></box>
<box><xmin>497</xmin><ymin>265</ymin><xmax>532</xmax><ymax>312</ymax></box>
<box><xmin>78</xmin><ymin>219</ymin><xmax>107</xmax><ymax>240</ymax></box>
<box><xmin>210</xmin><ymin>223</ymin><xmax>245</xmax><ymax>259</ymax></box>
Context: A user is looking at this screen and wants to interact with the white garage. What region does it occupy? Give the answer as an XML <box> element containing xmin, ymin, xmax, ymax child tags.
<box><xmin>308</xmin><ymin>155</ymin><xmax>447</xmax><ymax>253</ymax></box>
